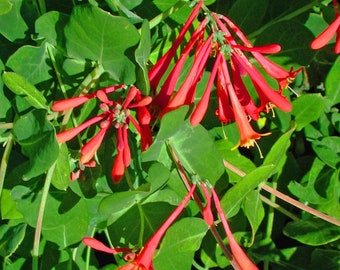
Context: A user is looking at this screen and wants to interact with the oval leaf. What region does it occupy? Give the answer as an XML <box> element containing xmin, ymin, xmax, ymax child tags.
<box><xmin>64</xmin><ymin>5</ymin><xmax>140</xmax><ymax>84</ymax></box>
<box><xmin>2</xmin><ymin>72</ymin><xmax>48</xmax><ymax>110</ymax></box>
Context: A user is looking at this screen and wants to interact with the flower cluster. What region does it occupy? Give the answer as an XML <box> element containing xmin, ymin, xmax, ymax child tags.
<box><xmin>148</xmin><ymin>0</ymin><xmax>301</xmax><ymax>149</ymax></box>
<box><xmin>82</xmin><ymin>182</ymin><xmax>258</xmax><ymax>270</ymax></box>
<box><xmin>311</xmin><ymin>0</ymin><xmax>340</xmax><ymax>54</ymax></box>
<box><xmin>52</xmin><ymin>85</ymin><xmax>152</xmax><ymax>183</ymax></box>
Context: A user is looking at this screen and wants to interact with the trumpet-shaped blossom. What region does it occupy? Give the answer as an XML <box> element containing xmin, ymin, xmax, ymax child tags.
<box><xmin>82</xmin><ymin>184</ymin><xmax>197</xmax><ymax>270</ymax></box>
<box><xmin>148</xmin><ymin>0</ymin><xmax>204</xmax><ymax>92</ymax></box>
<box><xmin>311</xmin><ymin>0</ymin><xmax>340</xmax><ymax>54</ymax></box>
<box><xmin>149</xmin><ymin>3</ymin><xmax>300</xmax><ymax>150</ymax></box>
<box><xmin>52</xmin><ymin>85</ymin><xmax>152</xmax><ymax>183</ymax></box>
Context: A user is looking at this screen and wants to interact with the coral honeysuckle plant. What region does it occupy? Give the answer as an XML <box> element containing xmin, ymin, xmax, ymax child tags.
<box><xmin>0</xmin><ymin>0</ymin><xmax>340</xmax><ymax>270</ymax></box>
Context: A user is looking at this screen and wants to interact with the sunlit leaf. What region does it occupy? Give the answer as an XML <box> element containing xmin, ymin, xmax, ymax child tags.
<box><xmin>64</xmin><ymin>5</ymin><xmax>140</xmax><ymax>84</ymax></box>
<box><xmin>325</xmin><ymin>56</ymin><xmax>340</xmax><ymax>106</ymax></box>
<box><xmin>2</xmin><ymin>72</ymin><xmax>48</xmax><ymax>110</ymax></box>
<box><xmin>153</xmin><ymin>218</ymin><xmax>208</xmax><ymax>270</ymax></box>
<box><xmin>291</xmin><ymin>94</ymin><xmax>325</xmax><ymax>131</ymax></box>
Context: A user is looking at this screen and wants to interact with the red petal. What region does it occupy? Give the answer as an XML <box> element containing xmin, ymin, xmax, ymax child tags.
<box><xmin>112</xmin><ymin>150</ymin><xmax>125</xmax><ymax>183</ymax></box>
<box><xmin>148</xmin><ymin>0</ymin><xmax>203</xmax><ymax>90</ymax></box>
<box><xmin>135</xmin><ymin>184</ymin><xmax>197</xmax><ymax>269</ymax></box>
<box><xmin>233</xmin><ymin>44</ymin><xmax>281</xmax><ymax>54</ymax></box>
<box><xmin>211</xmin><ymin>188</ymin><xmax>258</xmax><ymax>270</ymax></box>
<box><xmin>200</xmin><ymin>183</ymin><xmax>214</xmax><ymax>226</ymax></box>
<box><xmin>56</xmin><ymin>114</ymin><xmax>106</xmax><ymax>143</ymax></box>
<box><xmin>52</xmin><ymin>94</ymin><xmax>94</xmax><ymax>111</ymax></box>
<box><xmin>311</xmin><ymin>15</ymin><xmax>340</xmax><ymax>50</ymax></box>
<box><xmin>163</xmin><ymin>34</ymin><xmax>213</xmax><ymax>114</ymax></box>
<box><xmin>123</xmin><ymin>87</ymin><xmax>138</xmax><ymax>109</ymax></box>
<box><xmin>190</xmin><ymin>53</ymin><xmax>221</xmax><ymax>126</ymax></box>
<box><xmin>80</xmin><ymin>126</ymin><xmax>108</xmax><ymax>164</ymax></box>
<box><xmin>82</xmin><ymin>237</ymin><xmax>132</xmax><ymax>254</ymax></box>
<box><xmin>152</xmin><ymin>21</ymin><xmax>206</xmax><ymax>111</ymax></box>
<box><xmin>122</xmin><ymin>127</ymin><xmax>131</xmax><ymax>167</ymax></box>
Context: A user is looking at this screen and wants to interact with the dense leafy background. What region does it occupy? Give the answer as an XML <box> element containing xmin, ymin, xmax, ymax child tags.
<box><xmin>0</xmin><ymin>0</ymin><xmax>339</xmax><ymax>269</ymax></box>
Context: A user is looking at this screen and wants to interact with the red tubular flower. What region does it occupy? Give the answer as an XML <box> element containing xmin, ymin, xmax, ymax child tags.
<box><xmin>52</xmin><ymin>85</ymin><xmax>152</xmax><ymax>183</ymax></box>
<box><xmin>214</xmin><ymin>13</ymin><xmax>298</xmax><ymax>109</ymax></box>
<box><xmin>151</xmin><ymin>19</ymin><xmax>207</xmax><ymax>115</ymax></box>
<box><xmin>311</xmin><ymin>0</ymin><xmax>340</xmax><ymax>54</ymax></box>
<box><xmin>162</xmin><ymin>34</ymin><xmax>213</xmax><ymax>115</ymax></box>
<box><xmin>148</xmin><ymin>0</ymin><xmax>203</xmax><ymax>91</ymax></box>
<box><xmin>230</xmin><ymin>60</ymin><xmax>260</xmax><ymax>121</ymax></box>
<box><xmin>82</xmin><ymin>184</ymin><xmax>197</xmax><ymax>270</ymax></box>
<box><xmin>52</xmin><ymin>86</ymin><xmax>121</xmax><ymax>112</ymax></box>
<box><xmin>215</xmin><ymin>56</ymin><xmax>235</xmax><ymax>123</ymax></box>
<box><xmin>190</xmin><ymin>52</ymin><xmax>221</xmax><ymax>126</ymax></box>
<box><xmin>231</xmin><ymin>52</ymin><xmax>292</xmax><ymax>112</ymax></box>
<box><xmin>220</xmin><ymin>55</ymin><xmax>270</xmax><ymax>148</ymax></box>
<box><xmin>210</xmin><ymin>187</ymin><xmax>258</xmax><ymax>270</ymax></box>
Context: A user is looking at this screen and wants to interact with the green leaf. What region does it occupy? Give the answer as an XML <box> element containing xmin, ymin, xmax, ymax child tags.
<box><xmin>325</xmin><ymin>56</ymin><xmax>340</xmax><ymax>106</ymax></box>
<box><xmin>0</xmin><ymin>0</ymin><xmax>12</xmax><ymax>15</ymax></box>
<box><xmin>0</xmin><ymin>59</ymin><xmax>12</xmax><ymax>126</ymax></box>
<box><xmin>99</xmin><ymin>189</ymin><xmax>150</xmax><ymax>225</ymax></box>
<box><xmin>291</xmin><ymin>94</ymin><xmax>325</xmax><ymax>131</ymax></box>
<box><xmin>1</xmin><ymin>189</ymin><xmax>23</xmax><ymax>220</ymax></box>
<box><xmin>6</xmin><ymin>43</ymin><xmax>51</xmax><ymax>85</ymax></box>
<box><xmin>51</xmin><ymin>143</ymin><xmax>70</xmax><ymax>191</ymax></box>
<box><xmin>263</xmin><ymin>123</ymin><xmax>295</xmax><ymax>168</ymax></box>
<box><xmin>108</xmin><ymin>202</ymin><xmax>177</xmax><ymax>245</ymax></box>
<box><xmin>284</xmin><ymin>219</ymin><xmax>340</xmax><ymax>246</ymax></box>
<box><xmin>11</xmin><ymin>186</ymin><xmax>89</xmax><ymax>248</ymax></box>
<box><xmin>220</xmin><ymin>164</ymin><xmax>275</xmax><ymax>217</ymax></box>
<box><xmin>147</xmin><ymin>162</ymin><xmax>171</xmax><ymax>191</ymax></box>
<box><xmin>215</xmin><ymin>139</ymin><xmax>256</xmax><ymax>183</ymax></box>
<box><xmin>0</xmin><ymin>223</ymin><xmax>26</xmax><ymax>258</ymax></box>
<box><xmin>142</xmin><ymin>107</ymin><xmax>225</xmax><ymax>184</ymax></box>
<box><xmin>13</xmin><ymin>109</ymin><xmax>59</xmax><ymax>179</ymax></box>
<box><xmin>2</xmin><ymin>72</ymin><xmax>48</xmax><ymax>110</ymax></box>
<box><xmin>35</xmin><ymin>11</ymin><xmax>69</xmax><ymax>48</ymax></box>
<box><xmin>288</xmin><ymin>158</ymin><xmax>330</xmax><ymax>204</ymax></box>
<box><xmin>243</xmin><ymin>190</ymin><xmax>264</xmax><ymax>244</ymax></box>
<box><xmin>227</xmin><ymin>0</ymin><xmax>269</xmax><ymax>34</ymax></box>
<box><xmin>153</xmin><ymin>217</ymin><xmax>208</xmax><ymax>270</ymax></box>
<box><xmin>0</xmin><ymin>0</ymin><xmax>38</xmax><ymax>41</ymax></box>
<box><xmin>135</xmin><ymin>19</ymin><xmax>151</xmax><ymax>95</ymax></box>
<box><xmin>64</xmin><ymin>5</ymin><xmax>140</xmax><ymax>84</ymax></box>
<box><xmin>312</xmin><ymin>136</ymin><xmax>340</xmax><ymax>169</ymax></box>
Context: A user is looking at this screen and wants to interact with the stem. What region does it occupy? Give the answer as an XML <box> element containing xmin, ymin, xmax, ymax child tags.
<box><xmin>0</xmin><ymin>123</ymin><xmax>13</xmax><ymax>130</ymax></box>
<box><xmin>37</xmin><ymin>0</ymin><xmax>46</xmax><ymax>14</ymax></box>
<box><xmin>60</xmin><ymin>65</ymin><xmax>104</xmax><ymax>131</ymax></box>
<box><xmin>259</xmin><ymin>195</ymin><xmax>300</xmax><ymax>222</ymax></box>
<box><xmin>0</xmin><ymin>133</ymin><xmax>14</xmax><ymax>200</ymax></box>
<box><xmin>223</xmin><ymin>159</ymin><xmax>340</xmax><ymax>227</ymax></box>
<box><xmin>166</xmin><ymin>142</ymin><xmax>240</xmax><ymax>268</ymax></box>
<box><xmin>85</xmin><ymin>227</ymin><xmax>96</xmax><ymax>270</ymax></box>
<box><xmin>137</xmin><ymin>203</ymin><xmax>145</xmax><ymax>247</ymax></box>
<box><xmin>32</xmin><ymin>161</ymin><xmax>57</xmax><ymax>270</ymax></box>
<box><xmin>264</xmin><ymin>181</ymin><xmax>277</xmax><ymax>239</ymax></box>
<box><xmin>261</xmin><ymin>184</ymin><xmax>340</xmax><ymax>227</ymax></box>
<box><xmin>47</xmin><ymin>43</ymin><xmax>68</xmax><ymax>99</ymax></box>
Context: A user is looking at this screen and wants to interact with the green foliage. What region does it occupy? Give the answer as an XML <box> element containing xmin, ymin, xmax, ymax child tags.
<box><xmin>12</xmin><ymin>109</ymin><xmax>59</xmax><ymax>179</ymax></box>
<box><xmin>64</xmin><ymin>5</ymin><xmax>140</xmax><ymax>84</ymax></box>
<box><xmin>0</xmin><ymin>0</ymin><xmax>339</xmax><ymax>269</ymax></box>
